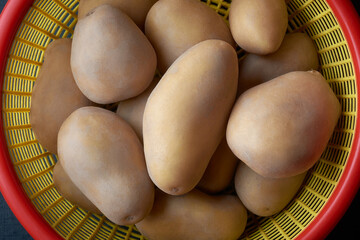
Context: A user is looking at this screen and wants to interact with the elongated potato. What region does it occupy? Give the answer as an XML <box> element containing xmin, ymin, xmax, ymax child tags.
<box><xmin>229</xmin><ymin>0</ymin><xmax>288</xmax><ymax>55</ymax></box>
<box><xmin>116</xmin><ymin>76</ymin><xmax>159</xmax><ymax>141</ymax></box>
<box><xmin>197</xmin><ymin>137</ymin><xmax>238</xmax><ymax>194</ymax></box>
<box><xmin>227</xmin><ymin>71</ymin><xmax>341</xmax><ymax>178</ymax></box>
<box><xmin>53</xmin><ymin>163</ymin><xmax>101</xmax><ymax>214</ymax></box>
<box><xmin>77</xmin><ymin>0</ymin><xmax>157</xmax><ymax>29</ymax></box>
<box><xmin>145</xmin><ymin>0</ymin><xmax>235</xmax><ymax>73</ymax></box>
<box><xmin>143</xmin><ymin>40</ymin><xmax>238</xmax><ymax>195</ymax></box>
<box><xmin>58</xmin><ymin>107</ymin><xmax>154</xmax><ymax>225</ymax></box>
<box><xmin>30</xmin><ymin>39</ymin><xmax>93</xmax><ymax>154</ymax></box>
<box><xmin>235</xmin><ymin>162</ymin><xmax>306</xmax><ymax>216</ymax></box>
<box><xmin>238</xmin><ymin>33</ymin><xmax>319</xmax><ymax>95</ymax></box>
<box><xmin>136</xmin><ymin>189</ymin><xmax>247</xmax><ymax>240</ymax></box>
<box><xmin>71</xmin><ymin>5</ymin><xmax>157</xmax><ymax>104</ymax></box>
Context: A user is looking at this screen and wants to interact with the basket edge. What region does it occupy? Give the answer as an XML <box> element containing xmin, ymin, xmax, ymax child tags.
<box><xmin>295</xmin><ymin>1</ymin><xmax>360</xmax><ymax>240</ymax></box>
<box><xmin>0</xmin><ymin>0</ymin><xmax>63</xmax><ymax>239</ymax></box>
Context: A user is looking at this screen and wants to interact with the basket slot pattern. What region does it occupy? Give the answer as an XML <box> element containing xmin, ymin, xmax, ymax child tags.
<box><xmin>1</xmin><ymin>0</ymin><xmax>357</xmax><ymax>239</ymax></box>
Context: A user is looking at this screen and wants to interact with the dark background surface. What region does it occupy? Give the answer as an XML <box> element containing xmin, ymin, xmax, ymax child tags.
<box><xmin>0</xmin><ymin>0</ymin><xmax>360</xmax><ymax>239</ymax></box>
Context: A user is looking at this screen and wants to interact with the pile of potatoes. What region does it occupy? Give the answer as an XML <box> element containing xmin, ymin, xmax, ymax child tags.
<box><xmin>30</xmin><ymin>0</ymin><xmax>341</xmax><ymax>239</ymax></box>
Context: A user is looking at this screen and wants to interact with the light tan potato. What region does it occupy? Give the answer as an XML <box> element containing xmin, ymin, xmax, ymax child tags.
<box><xmin>197</xmin><ymin>138</ymin><xmax>238</xmax><ymax>194</ymax></box>
<box><xmin>227</xmin><ymin>71</ymin><xmax>341</xmax><ymax>178</ymax></box>
<box><xmin>143</xmin><ymin>40</ymin><xmax>238</xmax><ymax>195</ymax></box>
<box><xmin>116</xmin><ymin>76</ymin><xmax>159</xmax><ymax>142</ymax></box>
<box><xmin>30</xmin><ymin>38</ymin><xmax>93</xmax><ymax>154</ymax></box>
<box><xmin>53</xmin><ymin>163</ymin><xmax>101</xmax><ymax>214</ymax></box>
<box><xmin>136</xmin><ymin>189</ymin><xmax>247</xmax><ymax>240</ymax></box>
<box><xmin>77</xmin><ymin>0</ymin><xmax>157</xmax><ymax>30</ymax></box>
<box><xmin>229</xmin><ymin>0</ymin><xmax>288</xmax><ymax>55</ymax></box>
<box><xmin>71</xmin><ymin>5</ymin><xmax>157</xmax><ymax>104</ymax></box>
<box><xmin>58</xmin><ymin>106</ymin><xmax>154</xmax><ymax>225</ymax></box>
<box><xmin>237</xmin><ymin>33</ymin><xmax>319</xmax><ymax>95</ymax></box>
<box><xmin>145</xmin><ymin>0</ymin><xmax>235</xmax><ymax>73</ymax></box>
<box><xmin>235</xmin><ymin>162</ymin><xmax>306</xmax><ymax>216</ymax></box>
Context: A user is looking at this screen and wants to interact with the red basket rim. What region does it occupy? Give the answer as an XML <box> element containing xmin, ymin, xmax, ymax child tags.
<box><xmin>0</xmin><ymin>0</ymin><xmax>62</xmax><ymax>239</ymax></box>
<box><xmin>0</xmin><ymin>1</ymin><xmax>360</xmax><ymax>240</ymax></box>
<box><xmin>295</xmin><ymin>0</ymin><xmax>360</xmax><ymax>239</ymax></box>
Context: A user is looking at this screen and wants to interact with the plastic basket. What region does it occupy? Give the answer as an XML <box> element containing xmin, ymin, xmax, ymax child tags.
<box><xmin>0</xmin><ymin>0</ymin><xmax>360</xmax><ymax>239</ymax></box>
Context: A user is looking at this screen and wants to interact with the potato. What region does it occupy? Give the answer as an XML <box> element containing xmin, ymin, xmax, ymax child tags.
<box><xmin>58</xmin><ymin>106</ymin><xmax>154</xmax><ymax>225</ymax></box>
<box><xmin>30</xmin><ymin>39</ymin><xmax>93</xmax><ymax>154</ymax></box>
<box><xmin>143</xmin><ymin>40</ymin><xmax>238</xmax><ymax>195</ymax></box>
<box><xmin>237</xmin><ymin>33</ymin><xmax>319</xmax><ymax>95</ymax></box>
<box><xmin>197</xmin><ymin>138</ymin><xmax>238</xmax><ymax>194</ymax></box>
<box><xmin>235</xmin><ymin>162</ymin><xmax>306</xmax><ymax>216</ymax></box>
<box><xmin>116</xmin><ymin>76</ymin><xmax>159</xmax><ymax>142</ymax></box>
<box><xmin>71</xmin><ymin>5</ymin><xmax>157</xmax><ymax>104</ymax></box>
<box><xmin>229</xmin><ymin>0</ymin><xmax>288</xmax><ymax>55</ymax></box>
<box><xmin>53</xmin><ymin>163</ymin><xmax>101</xmax><ymax>214</ymax></box>
<box><xmin>77</xmin><ymin>0</ymin><xmax>157</xmax><ymax>30</ymax></box>
<box><xmin>145</xmin><ymin>0</ymin><xmax>235</xmax><ymax>73</ymax></box>
<box><xmin>136</xmin><ymin>189</ymin><xmax>247</xmax><ymax>240</ymax></box>
<box><xmin>227</xmin><ymin>71</ymin><xmax>341</xmax><ymax>178</ymax></box>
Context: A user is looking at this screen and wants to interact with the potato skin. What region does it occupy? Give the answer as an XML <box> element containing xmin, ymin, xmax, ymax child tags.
<box><xmin>30</xmin><ymin>38</ymin><xmax>93</xmax><ymax>154</ymax></box>
<box><xmin>71</xmin><ymin>5</ymin><xmax>157</xmax><ymax>104</ymax></box>
<box><xmin>116</xmin><ymin>76</ymin><xmax>159</xmax><ymax>142</ymax></box>
<box><xmin>136</xmin><ymin>189</ymin><xmax>247</xmax><ymax>240</ymax></box>
<box><xmin>197</xmin><ymin>137</ymin><xmax>238</xmax><ymax>194</ymax></box>
<box><xmin>145</xmin><ymin>0</ymin><xmax>235</xmax><ymax>73</ymax></box>
<box><xmin>78</xmin><ymin>0</ymin><xmax>157</xmax><ymax>29</ymax></box>
<box><xmin>235</xmin><ymin>162</ymin><xmax>306</xmax><ymax>216</ymax></box>
<box><xmin>58</xmin><ymin>106</ymin><xmax>154</xmax><ymax>225</ymax></box>
<box><xmin>229</xmin><ymin>0</ymin><xmax>288</xmax><ymax>55</ymax></box>
<box><xmin>238</xmin><ymin>33</ymin><xmax>319</xmax><ymax>95</ymax></box>
<box><xmin>53</xmin><ymin>163</ymin><xmax>101</xmax><ymax>214</ymax></box>
<box><xmin>143</xmin><ymin>40</ymin><xmax>238</xmax><ymax>195</ymax></box>
<box><xmin>227</xmin><ymin>71</ymin><xmax>341</xmax><ymax>178</ymax></box>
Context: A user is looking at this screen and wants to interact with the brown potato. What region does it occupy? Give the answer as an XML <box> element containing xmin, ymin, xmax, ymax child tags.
<box><xmin>229</xmin><ymin>0</ymin><xmax>288</xmax><ymax>55</ymax></box>
<box><xmin>227</xmin><ymin>71</ymin><xmax>341</xmax><ymax>178</ymax></box>
<box><xmin>235</xmin><ymin>162</ymin><xmax>306</xmax><ymax>216</ymax></box>
<box><xmin>116</xmin><ymin>76</ymin><xmax>159</xmax><ymax>142</ymax></box>
<box><xmin>145</xmin><ymin>0</ymin><xmax>235</xmax><ymax>73</ymax></box>
<box><xmin>143</xmin><ymin>40</ymin><xmax>238</xmax><ymax>195</ymax></box>
<box><xmin>136</xmin><ymin>189</ymin><xmax>247</xmax><ymax>240</ymax></box>
<box><xmin>77</xmin><ymin>0</ymin><xmax>157</xmax><ymax>30</ymax></box>
<box><xmin>197</xmin><ymin>137</ymin><xmax>238</xmax><ymax>194</ymax></box>
<box><xmin>58</xmin><ymin>106</ymin><xmax>154</xmax><ymax>225</ymax></box>
<box><xmin>238</xmin><ymin>33</ymin><xmax>319</xmax><ymax>95</ymax></box>
<box><xmin>53</xmin><ymin>163</ymin><xmax>101</xmax><ymax>214</ymax></box>
<box><xmin>71</xmin><ymin>5</ymin><xmax>157</xmax><ymax>104</ymax></box>
<box><xmin>30</xmin><ymin>38</ymin><xmax>93</xmax><ymax>154</ymax></box>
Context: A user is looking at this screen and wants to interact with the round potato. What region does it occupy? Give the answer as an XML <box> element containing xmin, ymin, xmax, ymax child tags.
<box><xmin>235</xmin><ymin>162</ymin><xmax>306</xmax><ymax>216</ymax></box>
<box><xmin>237</xmin><ymin>33</ymin><xmax>319</xmax><ymax>95</ymax></box>
<box><xmin>116</xmin><ymin>76</ymin><xmax>159</xmax><ymax>142</ymax></box>
<box><xmin>229</xmin><ymin>0</ymin><xmax>288</xmax><ymax>55</ymax></box>
<box><xmin>145</xmin><ymin>0</ymin><xmax>235</xmax><ymax>73</ymax></box>
<box><xmin>197</xmin><ymin>137</ymin><xmax>238</xmax><ymax>194</ymax></box>
<box><xmin>71</xmin><ymin>5</ymin><xmax>157</xmax><ymax>104</ymax></box>
<box><xmin>58</xmin><ymin>106</ymin><xmax>154</xmax><ymax>225</ymax></box>
<box><xmin>143</xmin><ymin>40</ymin><xmax>238</xmax><ymax>195</ymax></box>
<box><xmin>30</xmin><ymin>38</ymin><xmax>93</xmax><ymax>154</ymax></box>
<box><xmin>77</xmin><ymin>0</ymin><xmax>157</xmax><ymax>29</ymax></box>
<box><xmin>227</xmin><ymin>71</ymin><xmax>341</xmax><ymax>178</ymax></box>
<box><xmin>53</xmin><ymin>163</ymin><xmax>101</xmax><ymax>214</ymax></box>
<box><xmin>136</xmin><ymin>189</ymin><xmax>247</xmax><ymax>240</ymax></box>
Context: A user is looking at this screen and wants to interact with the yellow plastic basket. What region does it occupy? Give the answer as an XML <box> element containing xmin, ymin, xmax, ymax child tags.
<box><xmin>0</xmin><ymin>0</ymin><xmax>360</xmax><ymax>239</ymax></box>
